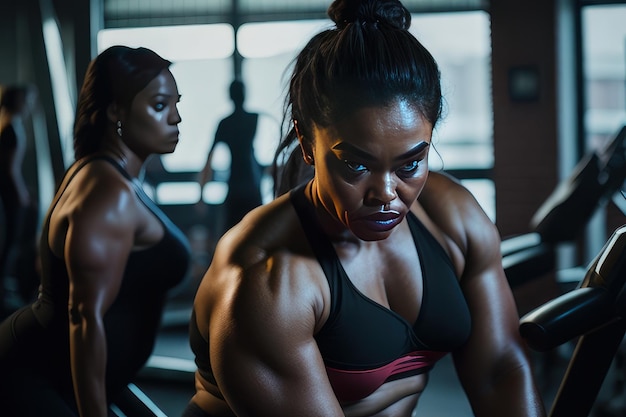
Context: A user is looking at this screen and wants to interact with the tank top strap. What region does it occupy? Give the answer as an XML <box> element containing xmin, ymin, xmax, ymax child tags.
<box><xmin>289</xmin><ymin>183</ymin><xmax>343</xmax><ymax>314</ymax></box>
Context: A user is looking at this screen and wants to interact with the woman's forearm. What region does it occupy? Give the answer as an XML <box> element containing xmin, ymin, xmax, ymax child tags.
<box><xmin>69</xmin><ymin>314</ymin><xmax>109</xmax><ymax>417</ymax></box>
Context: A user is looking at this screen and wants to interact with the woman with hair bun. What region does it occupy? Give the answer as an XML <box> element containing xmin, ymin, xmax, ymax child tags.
<box><xmin>0</xmin><ymin>45</ymin><xmax>190</xmax><ymax>417</ymax></box>
<box><xmin>185</xmin><ymin>1</ymin><xmax>546</xmax><ymax>416</ymax></box>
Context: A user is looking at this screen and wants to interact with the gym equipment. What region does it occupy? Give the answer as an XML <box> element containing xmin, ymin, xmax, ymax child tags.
<box><xmin>502</xmin><ymin>125</ymin><xmax>626</xmax><ymax>289</ymax></box>
<box><xmin>520</xmin><ymin>223</ymin><xmax>626</xmax><ymax>417</ymax></box>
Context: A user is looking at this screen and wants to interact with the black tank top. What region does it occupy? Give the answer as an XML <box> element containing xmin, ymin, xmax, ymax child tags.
<box><xmin>30</xmin><ymin>156</ymin><xmax>190</xmax><ymax>397</ymax></box>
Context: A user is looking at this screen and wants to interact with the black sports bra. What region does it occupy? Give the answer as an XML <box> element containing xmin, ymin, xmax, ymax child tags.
<box><xmin>291</xmin><ymin>183</ymin><xmax>471</xmax><ymax>402</ymax></box>
<box><xmin>187</xmin><ymin>184</ymin><xmax>471</xmax><ymax>404</ymax></box>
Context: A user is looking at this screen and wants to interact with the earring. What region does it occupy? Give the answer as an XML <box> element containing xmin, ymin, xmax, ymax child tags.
<box><xmin>116</xmin><ymin>120</ymin><xmax>122</xmax><ymax>137</ymax></box>
<box><xmin>303</xmin><ymin>153</ymin><xmax>314</xmax><ymax>165</ymax></box>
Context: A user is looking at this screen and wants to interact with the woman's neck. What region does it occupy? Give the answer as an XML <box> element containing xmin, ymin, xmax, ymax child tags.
<box><xmin>306</xmin><ymin>180</ymin><xmax>361</xmax><ymax>245</ymax></box>
<box><xmin>97</xmin><ymin>138</ymin><xmax>143</xmax><ymax>178</ymax></box>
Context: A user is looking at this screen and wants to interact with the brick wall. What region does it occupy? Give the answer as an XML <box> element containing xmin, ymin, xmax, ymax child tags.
<box><xmin>491</xmin><ymin>0</ymin><xmax>559</xmax><ymax>239</ymax></box>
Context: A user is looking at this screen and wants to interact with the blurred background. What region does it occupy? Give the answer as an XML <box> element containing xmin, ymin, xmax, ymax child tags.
<box><xmin>2</xmin><ymin>1</ymin><xmax>626</xmax><ymax>415</ymax></box>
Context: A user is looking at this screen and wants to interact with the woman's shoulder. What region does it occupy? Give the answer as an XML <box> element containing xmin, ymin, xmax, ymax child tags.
<box><xmin>216</xmin><ymin>192</ymin><xmax>309</xmax><ymax>267</ymax></box>
<box><xmin>421</xmin><ymin>170</ymin><xmax>466</xmax><ymax>197</ymax></box>
<box><xmin>418</xmin><ymin>170</ymin><xmax>499</xmax><ymax>257</ymax></box>
<box><xmin>77</xmin><ymin>158</ymin><xmax>133</xmax><ymax>191</ymax></box>
<box><xmin>196</xmin><ymin>191</ymin><xmax>327</xmax><ymax>328</ymax></box>
<box><xmin>56</xmin><ymin>158</ymin><xmax>139</xmax><ymax>222</ymax></box>
<box><xmin>47</xmin><ymin>158</ymin><xmax>143</xmax><ymax>257</ymax></box>
<box><xmin>419</xmin><ymin>170</ymin><xmax>481</xmax><ymax>220</ymax></box>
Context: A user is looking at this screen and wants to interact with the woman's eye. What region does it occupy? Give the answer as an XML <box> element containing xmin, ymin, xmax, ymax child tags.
<box><xmin>344</xmin><ymin>160</ymin><xmax>367</xmax><ymax>173</ymax></box>
<box><xmin>154</xmin><ymin>102</ymin><xmax>166</xmax><ymax>111</ymax></box>
<box><xmin>398</xmin><ymin>160</ymin><xmax>420</xmax><ymax>174</ymax></box>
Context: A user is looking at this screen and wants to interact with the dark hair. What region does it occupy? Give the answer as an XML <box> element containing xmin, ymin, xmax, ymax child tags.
<box><xmin>272</xmin><ymin>0</ymin><xmax>443</xmax><ymax>195</ymax></box>
<box><xmin>0</xmin><ymin>85</ymin><xmax>30</xmax><ymax>113</ymax></box>
<box><xmin>73</xmin><ymin>45</ymin><xmax>171</xmax><ymax>160</ymax></box>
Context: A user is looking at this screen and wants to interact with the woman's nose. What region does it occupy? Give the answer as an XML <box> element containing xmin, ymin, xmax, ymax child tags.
<box><xmin>365</xmin><ymin>172</ymin><xmax>397</xmax><ymax>207</ymax></box>
<box><xmin>171</xmin><ymin>105</ymin><xmax>182</xmax><ymax>124</ymax></box>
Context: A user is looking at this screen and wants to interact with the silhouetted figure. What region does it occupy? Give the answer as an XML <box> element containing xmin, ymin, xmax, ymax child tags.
<box><xmin>198</xmin><ymin>80</ymin><xmax>263</xmax><ymax>237</ymax></box>
<box><xmin>0</xmin><ymin>85</ymin><xmax>35</xmax><ymax>316</ymax></box>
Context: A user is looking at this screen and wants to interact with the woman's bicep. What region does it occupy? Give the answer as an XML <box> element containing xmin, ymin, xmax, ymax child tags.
<box><xmin>214</xmin><ymin>331</ymin><xmax>340</xmax><ymax>416</ymax></box>
<box><xmin>208</xmin><ymin>266</ymin><xmax>343</xmax><ymax>417</ymax></box>
<box><xmin>65</xmin><ymin>206</ymin><xmax>134</xmax><ymax>317</ymax></box>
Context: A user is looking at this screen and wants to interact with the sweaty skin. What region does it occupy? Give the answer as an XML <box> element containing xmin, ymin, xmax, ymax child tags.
<box><xmin>189</xmin><ymin>99</ymin><xmax>543</xmax><ymax>417</ymax></box>
<box><xmin>50</xmin><ymin>69</ymin><xmax>183</xmax><ymax>417</ymax></box>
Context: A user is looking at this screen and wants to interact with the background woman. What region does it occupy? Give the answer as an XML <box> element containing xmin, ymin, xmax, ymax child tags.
<box><xmin>0</xmin><ymin>45</ymin><xmax>190</xmax><ymax>417</ymax></box>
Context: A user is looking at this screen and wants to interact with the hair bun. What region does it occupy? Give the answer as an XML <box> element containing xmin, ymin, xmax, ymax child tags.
<box><xmin>328</xmin><ymin>0</ymin><xmax>411</xmax><ymax>30</ymax></box>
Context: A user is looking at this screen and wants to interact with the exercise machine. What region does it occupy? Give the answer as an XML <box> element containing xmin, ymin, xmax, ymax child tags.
<box><xmin>502</xmin><ymin>125</ymin><xmax>626</xmax><ymax>290</ymax></box>
<box><xmin>520</xmin><ymin>222</ymin><xmax>626</xmax><ymax>417</ymax></box>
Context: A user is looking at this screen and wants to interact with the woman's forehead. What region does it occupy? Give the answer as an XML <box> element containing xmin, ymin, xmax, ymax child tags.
<box><xmin>331</xmin><ymin>101</ymin><xmax>429</xmax><ymax>134</ymax></box>
<box><xmin>313</xmin><ymin>102</ymin><xmax>432</xmax><ymax>157</ymax></box>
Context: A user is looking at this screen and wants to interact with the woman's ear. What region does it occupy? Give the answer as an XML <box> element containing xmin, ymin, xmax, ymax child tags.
<box><xmin>294</xmin><ymin>120</ymin><xmax>314</xmax><ymax>165</ymax></box>
<box><xmin>106</xmin><ymin>102</ymin><xmax>121</xmax><ymax>124</ymax></box>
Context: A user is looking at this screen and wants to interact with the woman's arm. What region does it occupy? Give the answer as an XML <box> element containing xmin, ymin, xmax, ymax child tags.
<box><xmin>198</xmin><ymin>146</ymin><xmax>215</xmax><ymax>186</ymax></box>
<box><xmin>205</xmin><ymin>247</ymin><xmax>344</xmax><ymax>417</ymax></box>
<box><xmin>440</xmin><ymin>179</ymin><xmax>546</xmax><ymax>417</ymax></box>
<box><xmin>198</xmin><ymin>124</ymin><xmax>225</xmax><ymax>186</ymax></box>
<box><xmin>64</xmin><ymin>175</ymin><xmax>136</xmax><ymax>417</ymax></box>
